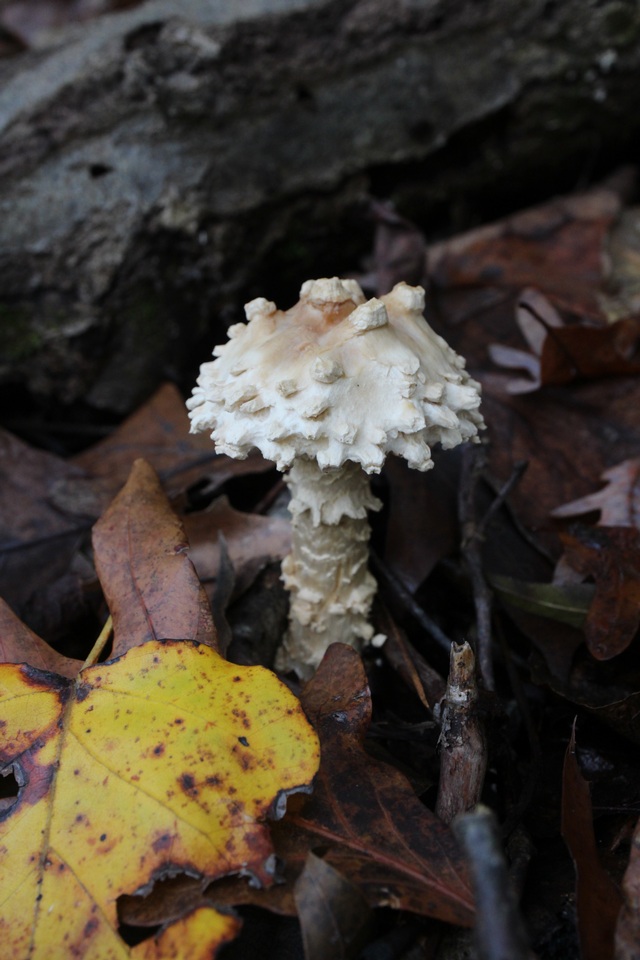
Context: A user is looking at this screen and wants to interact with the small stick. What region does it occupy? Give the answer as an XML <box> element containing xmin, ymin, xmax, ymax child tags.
<box><xmin>82</xmin><ymin>615</ymin><xmax>113</xmax><ymax>669</ymax></box>
<box><xmin>370</xmin><ymin>551</ymin><xmax>454</xmax><ymax>653</ymax></box>
<box><xmin>458</xmin><ymin>443</ymin><xmax>495</xmax><ymax>690</ymax></box>
<box><xmin>453</xmin><ymin>805</ymin><xmax>535</xmax><ymax>960</ymax></box>
<box><xmin>436</xmin><ymin>641</ymin><xmax>486</xmax><ymax>823</ymax></box>
<box><xmin>478</xmin><ymin>460</ymin><xmax>528</xmax><ymax>538</ymax></box>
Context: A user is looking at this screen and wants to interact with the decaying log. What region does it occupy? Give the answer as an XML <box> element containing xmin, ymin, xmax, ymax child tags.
<box><xmin>1</xmin><ymin>0</ymin><xmax>640</xmax><ymax>410</ymax></box>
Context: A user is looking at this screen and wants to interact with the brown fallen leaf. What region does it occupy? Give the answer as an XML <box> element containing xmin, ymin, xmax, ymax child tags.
<box><xmin>295</xmin><ymin>852</ymin><xmax>373</xmax><ymax>960</ymax></box>
<box><xmin>424</xmin><ymin>183</ymin><xmax>640</xmax><ymax>561</ymax></box>
<box><xmin>540</xmin><ymin>317</ymin><xmax>640</xmax><ymax>385</ymax></box>
<box><xmin>92</xmin><ymin>459</ymin><xmax>216</xmax><ymax>658</ymax></box>
<box><xmin>383</xmin><ymin>453</ymin><xmax>459</xmax><ymax>594</ymax></box>
<box><xmin>476</xmin><ymin>376</ymin><xmax>640</xmax><ymax>558</ymax></box>
<box><xmin>377</xmin><ymin>604</ymin><xmax>445</xmax><ymax>711</ymax></box>
<box><xmin>183</xmin><ymin>495</ymin><xmax>291</xmax><ymax>600</ymax></box>
<box><xmin>430</xmin><ymin>183</ymin><xmax>622</xmax><ymax>320</ymax></box>
<box><xmin>0</xmin><ymin>597</ymin><xmax>81</xmax><ymax>678</ymax></box>
<box><xmin>562</xmin><ymin>725</ymin><xmax>623</xmax><ymax>960</ymax></box>
<box><xmin>52</xmin><ymin>383</ymin><xmax>274</xmax><ymax>519</ymax></box>
<box><xmin>488</xmin><ymin>288</ymin><xmax>564</xmax><ymax>393</ymax></box>
<box><xmin>364</xmin><ymin>199</ymin><xmax>427</xmax><ymax>295</ymax></box>
<box><xmin>560</xmin><ymin>526</ymin><xmax>640</xmax><ymax>660</ymax></box>
<box><xmin>552</xmin><ymin>458</ymin><xmax>640</xmax><ymax>529</ymax></box>
<box><xmin>489</xmin><ymin>290</ymin><xmax>640</xmax><ymax>393</ymax></box>
<box><xmin>284</xmin><ymin>644</ymin><xmax>474</xmax><ymax>925</ymax></box>
<box><xmin>0</xmin><ymin>427</ymin><xmax>87</xmax><ymax>618</ymax></box>
<box><xmin>118</xmin><ymin>875</ymin><xmax>212</xmax><ymax>930</ymax></box>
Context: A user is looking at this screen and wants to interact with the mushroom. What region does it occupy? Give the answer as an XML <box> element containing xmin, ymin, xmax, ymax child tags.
<box><xmin>187</xmin><ymin>278</ymin><xmax>484</xmax><ymax>678</ymax></box>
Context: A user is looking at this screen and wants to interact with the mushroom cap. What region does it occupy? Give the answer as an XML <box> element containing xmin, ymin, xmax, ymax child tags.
<box><xmin>187</xmin><ymin>278</ymin><xmax>484</xmax><ymax>473</ymax></box>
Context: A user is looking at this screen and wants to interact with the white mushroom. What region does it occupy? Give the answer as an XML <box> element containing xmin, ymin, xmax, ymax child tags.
<box><xmin>187</xmin><ymin>278</ymin><xmax>484</xmax><ymax>678</ymax></box>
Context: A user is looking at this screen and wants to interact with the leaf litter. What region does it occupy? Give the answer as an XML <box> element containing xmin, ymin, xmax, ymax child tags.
<box><xmin>0</xmin><ymin>460</ymin><xmax>320</xmax><ymax>959</ymax></box>
<box><xmin>5</xmin><ymin>174</ymin><xmax>640</xmax><ymax>957</ymax></box>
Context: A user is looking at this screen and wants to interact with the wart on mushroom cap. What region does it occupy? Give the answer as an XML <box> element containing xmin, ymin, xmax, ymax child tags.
<box><xmin>188</xmin><ymin>278</ymin><xmax>484</xmax><ymax>677</ymax></box>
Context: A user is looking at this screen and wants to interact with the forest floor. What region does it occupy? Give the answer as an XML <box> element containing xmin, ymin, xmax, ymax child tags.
<box><xmin>3</xmin><ymin>168</ymin><xmax>640</xmax><ymax>960</ymax></box>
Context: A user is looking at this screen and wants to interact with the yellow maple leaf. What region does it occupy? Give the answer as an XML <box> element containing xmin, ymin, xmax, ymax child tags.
<box><xmin>0</xmin><ymin>640</ymin><xmax>320</xmax><ymax>958</ymax></box>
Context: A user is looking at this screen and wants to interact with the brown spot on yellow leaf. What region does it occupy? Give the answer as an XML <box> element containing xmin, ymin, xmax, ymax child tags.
<box><xmin>179</xmin><ymin>773</ymin><xmax>198</xmax><ymax>797</ymax></box>
<box><xmin>152</xmin><ymin>833</ymin><xmax>174</xmax><ymax>853</ymax></box>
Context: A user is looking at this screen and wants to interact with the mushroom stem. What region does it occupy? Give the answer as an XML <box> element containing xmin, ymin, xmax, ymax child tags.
<box><xmin>276</xmin><ymin>458</ymin><xmax>382</xmax><ymax>677</ymax></box>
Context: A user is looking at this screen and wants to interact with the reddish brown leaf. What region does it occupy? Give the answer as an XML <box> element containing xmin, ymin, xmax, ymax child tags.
<box><xmin>285</xmin><ymin>644</ymin><xmax>475</xmax><ymax>926</ymax></box>
<box><xmin>59</xmin><ymin>382</ymin><xmax>272</xmax><ymax>518</ymax></box>
<box><xmin>0</xmin><ymin>427</ymin><xmax>87</xmax><ymax>620</ymax></box>
<box><xmin>430</xmin><ymin>184</ymin><xmax>621</xmax><ymax>319</ymax></box>
<box><xmin>92</xmin><ymin>458</ymin><xmax>217</xmax><ymax>657</ymax></box>
<box><xmin>552</xmin><ymin>458</ymin><xmax>640</xmax><ymax>529</ymax></box>
<box><xmin>488</xmin><ymin>288</ymin><xmax>564</xmax><ymax>393</ymax></box>
<box><xmin>378</xmin><ymin>606</ymin><xmax>445</xmax><ymax>710</ymax></box>
<box><xmin>183</xmin><ymin>495</ymin><xmax>291</xmax><ymax>599</ymax></box>
<box><xmin>560</xmin><ymin>526</ymin><xmax>640</xmax><ymax>660</ymax></box>
<box><xmin>562</xmin><ymin>725</ymin><xmax>623</xmax><ymax>960</ymax></box>
<box><xmin>384</xmin><ymin>454</ymin><xmax>459</xmax><ymax>594</ymax></box>
<box><xmin>540</xmin><ymin>317</ymin><xmax>640</xmax><ymax>385</ymax></box>
<box><xmin>368</xmin><ymin>200</ymin><xmax>427</xmax><ymax>295</ymax></box>
<box><xmin>0</xmin><ymin>597</ymin><xmax>81</xmax><ymax>677</ymax></box>
<box><xmin>490</xmin><ymin>297</ymin><xmax>640</xmax><ymax>393</ymax></box>
<box><xmin>295</xmin><ymin>852</ymin><xmax>373</xmax><ymax>960</ymax></box>
<box><xmin>476</xmin><ymin>376</ymin><xmax>640</xmax><ymax>558</ymax></box>
<box><xmin>118</xmin><ymin>875</ymin><xmax>212</xmax><ymax>929</ymax></box>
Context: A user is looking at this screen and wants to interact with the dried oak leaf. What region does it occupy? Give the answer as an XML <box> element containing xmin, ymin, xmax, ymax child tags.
<box><xmin>489</xmin><ymin>290</ymin><xmax>640</xmax><ymax>393</ymax></box>
<box><xmin>540</xmin><ymin>316</ymin><xmax>640</xmax><ymax>385</ymax></box>
<box><xmin>281</xmin><ymin>643</ymin><xmax>474</xmax><ymax>925</ymax></box>
<box><xmin>429</xmin><ymin>183</ymin><xmax>622</xmax><ymax>319</ymax></box>
<box><xmin>183</xmin><ymin>495</ymin><xmax>291</xmax><ymax>600</ymax></box>
<box><xmin>475</xmin><ymin>375</ymin><xmax>640</xmax><ymax>560</ymax></box>
<box><xmin>0</xmin><ymin>597</ymin><xmax>81</xmax><ymax>678</ymax></box>
<box><xmin>294</xmin><ymin>851</ymin><xmax>373</xmax><ymax>960</ymax></box>
<box><xmin>560</xmin><ymin>526</ymin><xmax>640</xmax><ymax>660</ymax></box>
<box><xmin>383</xmin><ymin>453</ymin><xmax>459</xmax><ymax>594</ymax></box>
<box><xmin>51</xmin><ymin>383</ymin><xmax>273</xmax><ymax>520</ymax></box>
<box><xmin>487</xmin><ymin>288</ymin><xmax>564</xmax><ymax>393</ymax></box>
<box><xmin>552</xmin><ymin>458</ymin><xmax>640</xmax><ymax>529</ymax></box>
<box><xmin>562</xmin><ymin>725</ymin><xmax>623</xmax><ymax>960</ymax></box>
<box><xmin>0</xmin><ymin>427</ymin><xmax>87</xmax><ymax>619</ymax></box>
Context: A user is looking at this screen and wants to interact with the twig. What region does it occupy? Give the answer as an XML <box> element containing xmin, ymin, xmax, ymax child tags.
<box><xmin>458</xmin><ymin>448</ymin><xmax>529</xmax><ymax>691</ymax></box>
<box><xmin>82</xmin><ymin>614</ymin><xmax>113</xmax><ymax>669</ymax></box>
<box><xmin>436</xmin><ymin>641</ymin><xmax>487</xmax><ymax>823</ymax></box>
<box><xmin>453</xmin><ymin>805</ymin><xmax>535</xmax><ymax>960</ymax></box>
<box><xmin>458</xmin><ymin>443</ymin><xmax>495</xmax><ymax>690</ymax></box>
<box><xmin>477</xmin><ymin>460</ymin><xmax>528</xmax><ymax>538</ymax></box>
<box><xmin>370</xmin><ymin>551</ymin><xmax>454</xmax><ymax>653</ymax></box>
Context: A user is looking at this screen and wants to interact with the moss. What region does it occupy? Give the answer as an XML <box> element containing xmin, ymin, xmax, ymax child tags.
<box><xmin>0</xmin><ymin>305</ymin><xmax>40</xmax><ymax>363</ymax></box>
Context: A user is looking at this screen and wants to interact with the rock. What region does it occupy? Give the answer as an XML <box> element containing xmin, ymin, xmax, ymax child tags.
<box><xmin>1</xmin><ymin>0</ymin><xmax>639</xmax><ymax>411</ymax></box>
